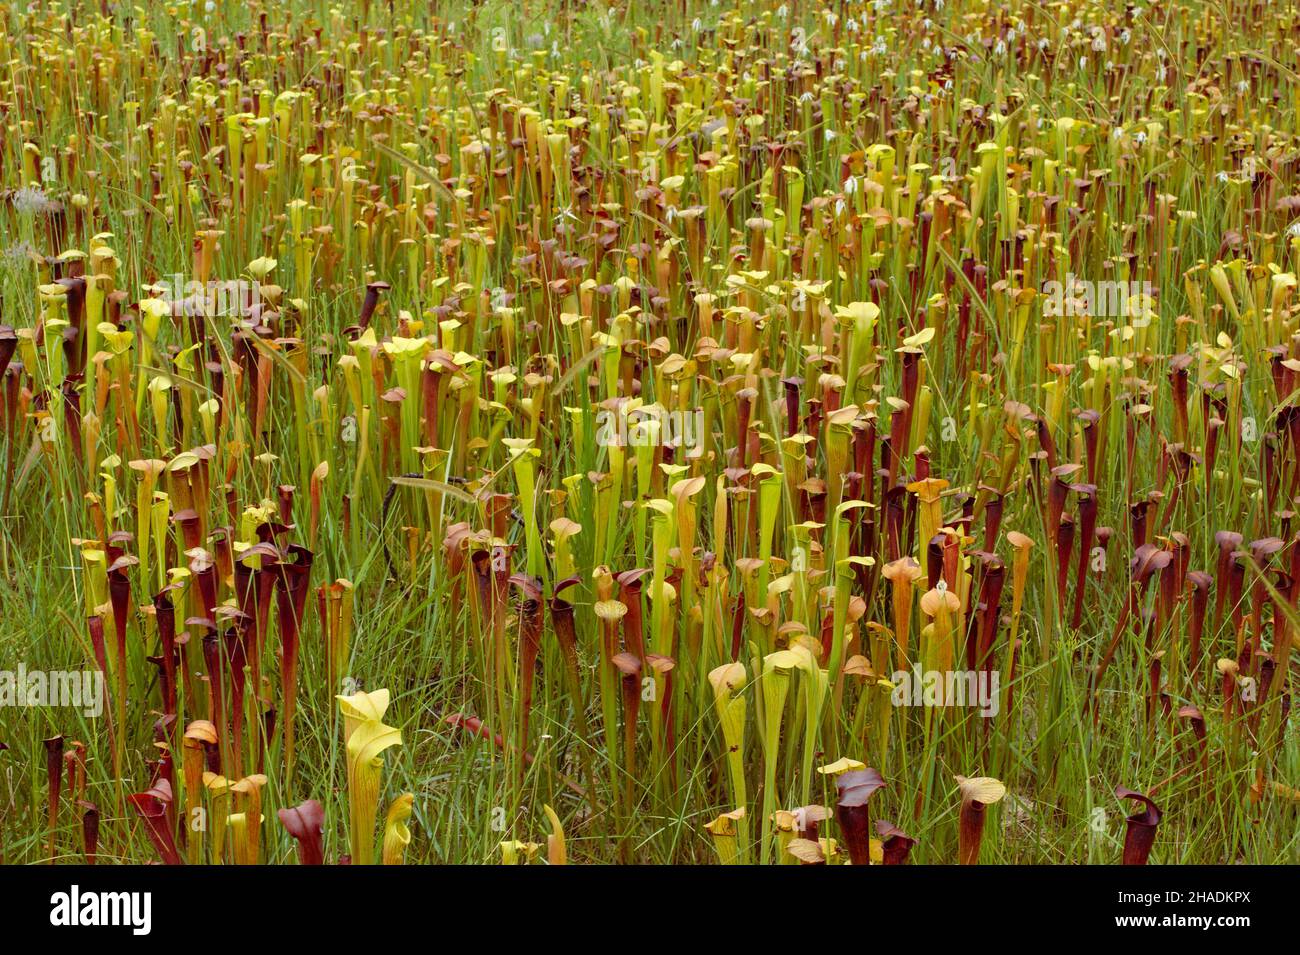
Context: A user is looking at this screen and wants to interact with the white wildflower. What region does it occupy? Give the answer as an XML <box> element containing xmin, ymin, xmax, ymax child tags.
<box><xmin>11</xmin><ymin>186</ymin><xmax>52</xmax><ymax>216</ymax></box>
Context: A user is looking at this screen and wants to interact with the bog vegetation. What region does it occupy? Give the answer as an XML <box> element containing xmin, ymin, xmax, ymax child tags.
<box><xmin>0</xmin><ymin>0</ymin><xmax>1297</xmax><ymax>864</ymax></box>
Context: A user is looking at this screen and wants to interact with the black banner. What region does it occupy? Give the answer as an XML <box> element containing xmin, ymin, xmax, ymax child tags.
<box><xmin>0</xmin><ymin>864</ymin><xmax>1275</xmax><ymax>939</ymax></box>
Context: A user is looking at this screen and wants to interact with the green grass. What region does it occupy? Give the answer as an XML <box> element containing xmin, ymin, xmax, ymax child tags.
<box><xmin>0</xmin><ymin>0</ymin><xmax>1297</xmax><ymax>865</ymax></box>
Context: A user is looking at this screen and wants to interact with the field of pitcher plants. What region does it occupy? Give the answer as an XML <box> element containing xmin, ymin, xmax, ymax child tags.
<box><xmin>0</xmin><ymin>0</ymin><xmax>1297</xmax><ymax>866</ymax></box>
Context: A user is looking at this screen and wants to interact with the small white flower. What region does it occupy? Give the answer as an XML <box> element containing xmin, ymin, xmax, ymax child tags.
<box><xmin>844</xmin><ymin>176</ymin><xmax>858</xmax><ymax>195</ymax></box>
<box><xmin>1120</xmin><ymin>28</ymin><xmax>1131</xmax><ymax>45</ymax></box>
<box><xmin>1079</xmin><ymin>55</ymin><xmax>1088</xmax><ymax>69</ymax></box>
<box><xmin>1</xmin><ymin>240</ymin><xmax>36</xmax><ymax>265</ymax></box>
<box><xmin>776</xmin><ymin>3</ymin><xmax>788</xmax><ymax>17</ymax></box>
<box><xmin>994</xmin><ymin>39</ymin><xmax>1006</xmax><ymax>56</ymax></box>
<box><xmin>1217</xmin><ymin>171</ymin><xmax>1230</xmax><ymax>183</ymax></box>
<box><xmin>1286</xmin><ymin>221</ymin><xmax>1300</xmax><ymax>238</ymax></box>
<box><xmin>692</xmin><ymin>17</ymin><xmax>702</xmax><ymax>32</ymax></box>
<box><xmin>11</xmin><ymin>186</ymin><xmax>51</xmax><ymax>216</ymax></box>
<box><xmin>825</xmin><ymin>129</ymin><xmax>837</xmax><ymax>143</ymax></box>
<box><xmin>1134</xmin><ymin>131</ymin><xmax>1147</xmax><ymax>145</ymax></box>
